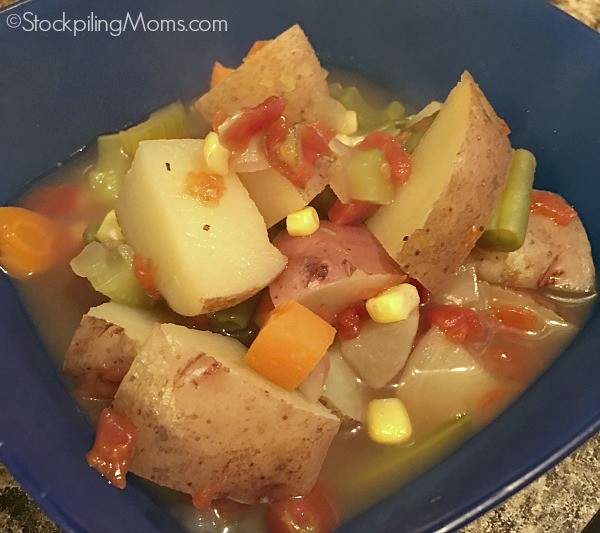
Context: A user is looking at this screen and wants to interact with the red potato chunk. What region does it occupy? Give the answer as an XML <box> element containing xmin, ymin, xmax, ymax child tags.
<box><xmin>468</xmin><ymin>203</ymin><xmax>595</xmax><ymax>294</ymax></box>
<box><xmin>270</xmin><ymin>221</ymin><xmax>405</xmax><ymax>322</ymax></box>
<box><xmin>63</xmin><ymin>302</ymin><xmax>159</xmax><ymax>399</ymax></box>
<box><xmin>111</xmin><ymin>323</ymin><xmax>340</xmax><ymax>504</ymax></box>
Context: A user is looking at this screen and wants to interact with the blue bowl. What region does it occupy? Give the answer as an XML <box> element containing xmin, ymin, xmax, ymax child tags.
<box><xmin>0</xmin><ymin>0</ymin><xmax>598</xmax><ymax>531</ymax></box>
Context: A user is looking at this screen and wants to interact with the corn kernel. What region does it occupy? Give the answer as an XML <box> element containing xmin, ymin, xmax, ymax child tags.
<box><xmin>203</xmin><ymin>131</ymin><xmax>230</xmax><ymax>176</ymax></box>
<box><xmin>366</xmin><ymin>283</ymin><xmax>420</xmax><ymax>323</ymax></box>
<box><xmin>336</xmin><ymin>110</ymin><xmax>358</xmax><ymax>135</ymax></box>
<box><xmin>367</xmin><ymin>398</ymin><xmax>412</xmax><ymax>445</ymax></box>
<box><xmin>286</xmin><ymin>206</ymin><xmax>320</xmax><ymax>237</ymax></box>
<box><xmin>95</xmin><ymin>210</ymin><xmax>124</xmax><ymax>243</ymax></box>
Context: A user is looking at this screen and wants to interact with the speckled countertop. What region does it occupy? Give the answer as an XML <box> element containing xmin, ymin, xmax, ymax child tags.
<box><xmin>0</xmin><ymin>1</ymin><xmax>598</xmax><ymax>532</ymax></box>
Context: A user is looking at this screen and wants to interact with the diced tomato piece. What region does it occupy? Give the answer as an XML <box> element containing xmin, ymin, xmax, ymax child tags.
<box><xmin>530</xmin><ymin>190</ymin><xmax>577</xmax><ymax>226</ymax></box>
<box><xmin>211</xmin><ymin>110</ymin><xmax>229</xmax><ymax>131</ymax></box>
<box><xmin>25</xmin><ymin>184</ymin><xmax>78</xmax><ymax>218</ymax></box>
<box><xmin>86</xmin><ymin>407</ymin><xmax>137</xmax><ymax>489</ymax></box>
<box><xmin>334</xmin><ymin>300</ymin><xmax>370</xmax><ymax>340</ymax></box>
<box><xmin>267</xmin><ymin>483</ymin><xmax>338</xmax><ymax>533</ymax></box>
<box><xmin>133</xmin><ymin>255</ymin><xmax>161</xmax><ymax>300</ymax></box>
<box><xmin>299</xmin><ymin>123</ymin><xmax>332</xmax><ymax>166</ymax></box>
<box><xmin>265</xmin><ymin>117</ymin><xmax>332</xmax><ymax>188</ymax></box>
<box><xmin>356</xmin><ymin>131</ymin><xmax>412</xmax><ymax>186</ymax></box>
<box><xmin>219</xmin><ymin>95</ymin><xmax>286</xmax><ymax>151</ymax></box>
<box><xmin>427</xmin><ymin>305</ymin><xmax>483</xmax><ymax>344</ymax></box>
<box><xmin>327</xmin><ymin>199</ymin><xmax>379</xmax><ymax>226</ymax></box>
<box><xmin>192</xmin><ymin>480</ymin><xmax>225</xmax><ymax>510</ymax></box>
<box><xmin>489</xmin><ymin>305</ymin><xmax>539</xmax><ymax>332</ymax></box>
<box><xmin>304</xmin><ymin>120</ymin><xmax>336</xmax><ymax>145</ymax></box>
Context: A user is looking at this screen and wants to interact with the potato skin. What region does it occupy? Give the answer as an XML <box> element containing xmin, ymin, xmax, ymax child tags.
<box><xmin>112</xmin><ymin>324</ymin><xmax>340</xmax><ymax>504</ymax></box>
<box><xmin>64</xmin><ymin>315</ymin><xmax>136</xmax><ymax>387</ymax></box>
<box><xmin>467</xmin><ymin>205</ymin><xmax>596</xmax><ymax>293</ymax></box>
<box><xmin>367</xmin><ymin>72</ymin><xmax>512</xmax><ymax>292</ymax></box>
<box><xmin>196</xmin><ymin>25</ymin><xmax>333</xmax><ymax>124</ymax></box>
<box><xmin>63</xmin><ymin>303</ymin><xmax>158</xmax><ymax>396</ymax></box>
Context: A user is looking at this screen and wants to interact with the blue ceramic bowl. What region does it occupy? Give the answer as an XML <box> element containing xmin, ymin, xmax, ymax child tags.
<box><xmin>0</xmin><ymin>1</ymin><xmax>598</xmax><ymax>531</ymax></box>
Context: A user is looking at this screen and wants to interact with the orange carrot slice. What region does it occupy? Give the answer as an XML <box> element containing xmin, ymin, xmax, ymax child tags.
<box><xmin>243</xmin><ymin>39</ymin><xmax>271</xmax><ymax>60</ymax></box>
<box><xmin>0</xmin><ymin>206</ymin><xmax>61</xmax><ymax>279</ymax></box>
<box><xmin>210</xmin><ymin>61</ymin><xmax>234</xmax><ymax>89</ymax></box>
<box><xmin>244</xmin><ymin>300</ymin><xmax>336</xmax><ymax>390</ymax></box>
<box><xmin>489</xmin><ymin>305</ymin><xmax>539</xmax><ymax>332</ymax></box>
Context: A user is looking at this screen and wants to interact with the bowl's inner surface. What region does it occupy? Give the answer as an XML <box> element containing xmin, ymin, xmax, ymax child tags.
<box><xmin>0</xmin><ymin>1</ymin><xmax>599</xmax><ymax>532</ymax></box>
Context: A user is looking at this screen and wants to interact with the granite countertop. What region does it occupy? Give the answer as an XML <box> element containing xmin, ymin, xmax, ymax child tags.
<box><xmin>0</xmin><ymin>0</ymin><xmax>599</xmax><ymax>532</ymax></box>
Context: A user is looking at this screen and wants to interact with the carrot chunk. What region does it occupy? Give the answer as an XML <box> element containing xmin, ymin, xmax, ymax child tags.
<box><xmin>244</xmin><ymin>301</ymin><xmax>336</xmax><ymax>390</ymax></box>
<box><xmin>210</xmin><ymin>61</ymin><xmax>234</xmax><ymax>89</ymax></box>
<box><xmin>489</xmin><ymin>305</ymin><xmax>539</xmax><ymax>332</ymax></box>
<box><xmin>244</xmin><ymin>39</ymin><xmax>272</xmax><ymax>59</ymax></box>
<box><xmin>0</xmin><ymin>207</ymin><xmax>61</xmax><ymax>278</ymax></box>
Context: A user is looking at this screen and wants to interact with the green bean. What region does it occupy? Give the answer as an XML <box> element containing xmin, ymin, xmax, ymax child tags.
<box><xmin>478</xmin><ymin>149</ymin><xmax>536</xmax><ymax>252</ymax></box>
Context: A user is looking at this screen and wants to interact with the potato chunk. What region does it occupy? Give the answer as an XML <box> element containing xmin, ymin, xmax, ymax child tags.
<box><xmin>116</xmin><ymin>139</ymin><xmax>287</xmax><ymax>316</ymax></box>
<box><xmin>366</xmin><ymin>72</ymin><xmax>512</xmax><ymax>292</ymax></box>
<box><xmin>63</xmin><ymin>302</ymin><xmax>158</xmax><ymax>396</ymax></box>
<box><xmin>195</xmin><ymin>25</ymin><xmax>335</xmax><ymax>125</ymax></box>
<box><xmin>112</xmin><ymin>323</ymin><xmax>340</xmax><ymax>504</ymax></box>
<box><xmin>467</xmin><ymin>207</ymin><xmax>595</xmax><ymax>293</ymax></box>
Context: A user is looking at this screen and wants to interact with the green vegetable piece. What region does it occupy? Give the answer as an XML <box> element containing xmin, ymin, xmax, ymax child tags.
<box><xmin>337</xmin><ymin>86</ymin><xmax>406</xmax><ymax>135</ymax></box>
<box><xmin>95</xmin><ymin>210</ymin><xmax>124</xmax><ymax>243</ymax></box>
<box><xmin>320</xmin><ymin>414</ymin><xmax>473</xmax><ymax>518</ymax></box>
<box><xmin>70</xmin><ymin>241</ymin><xmax>153</xmax><ymax>308</ymax></box>
<box><xmin>478</xmin><ymin>149</ymin><xmax>536</xmax><ymax>252</ymax></box>
<box><xmin>207</xmin><ymin>294</ymin><xmax>261</xmax><ymax>333</ymax></box>
<box><xmin>207</xmin><ymin>295</ymin><xmax>262</xmax><ymax>347</ymax></box>
<box><xmin>87</xmin><ymin>133</ymin><xmax>131</xmax><ymax>204</ymax></box>
<box><xmin>119</xmin><ymin>100</ymin><xmax>189</xmax><ymax>157</ymax></box>
<box><xmin>347</xmin><ymin>148</ymin><xmax>394</xmax><ymax>204</ymax></box>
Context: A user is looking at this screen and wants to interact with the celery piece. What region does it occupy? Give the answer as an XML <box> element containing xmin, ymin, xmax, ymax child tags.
<box><xmin>337</xmin><ymin>86</ymin><xmax>406</xmax><ymax>135</ymax></box>
<box><xmin>95</xmin><ymin>210</ymin><xmax>124</xmax><ymax>243</ymax></box>
<box><xmin>207</xmin><ymin>294</ymin><xmax>262</xmax><ymax>347</ymax></box>
<box><xmin>207</xmin><ymin>294</ymin><xmax>260</xmax><ymax>333</ymax></box>
<box><xmin>320</xmin><ymin>414</ymin><xmax>473</xmax><ymax>517</ymax></box>
<box><xmin>478</xmin><ymin>149</ymin><xmax>536</xmax><ymax>252</ymax></box>
<box><xmin>70</xmin><ymin>241</ymin><xmax>153</xmax><ymax>308</ymax></box>
<box><xmin>347</xmin><ymin>148</ymin><xmax>395</xmax><ymax>204</ymax></box>
<box><xmin>87</xmin><ymin>133</ymin><xmax>131</xmax><ymax>204</ymax></box>
<box><xmin>119</xmin><ymin>100</ymin><xmax>189</xmax><ymax>157</ymax></box>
